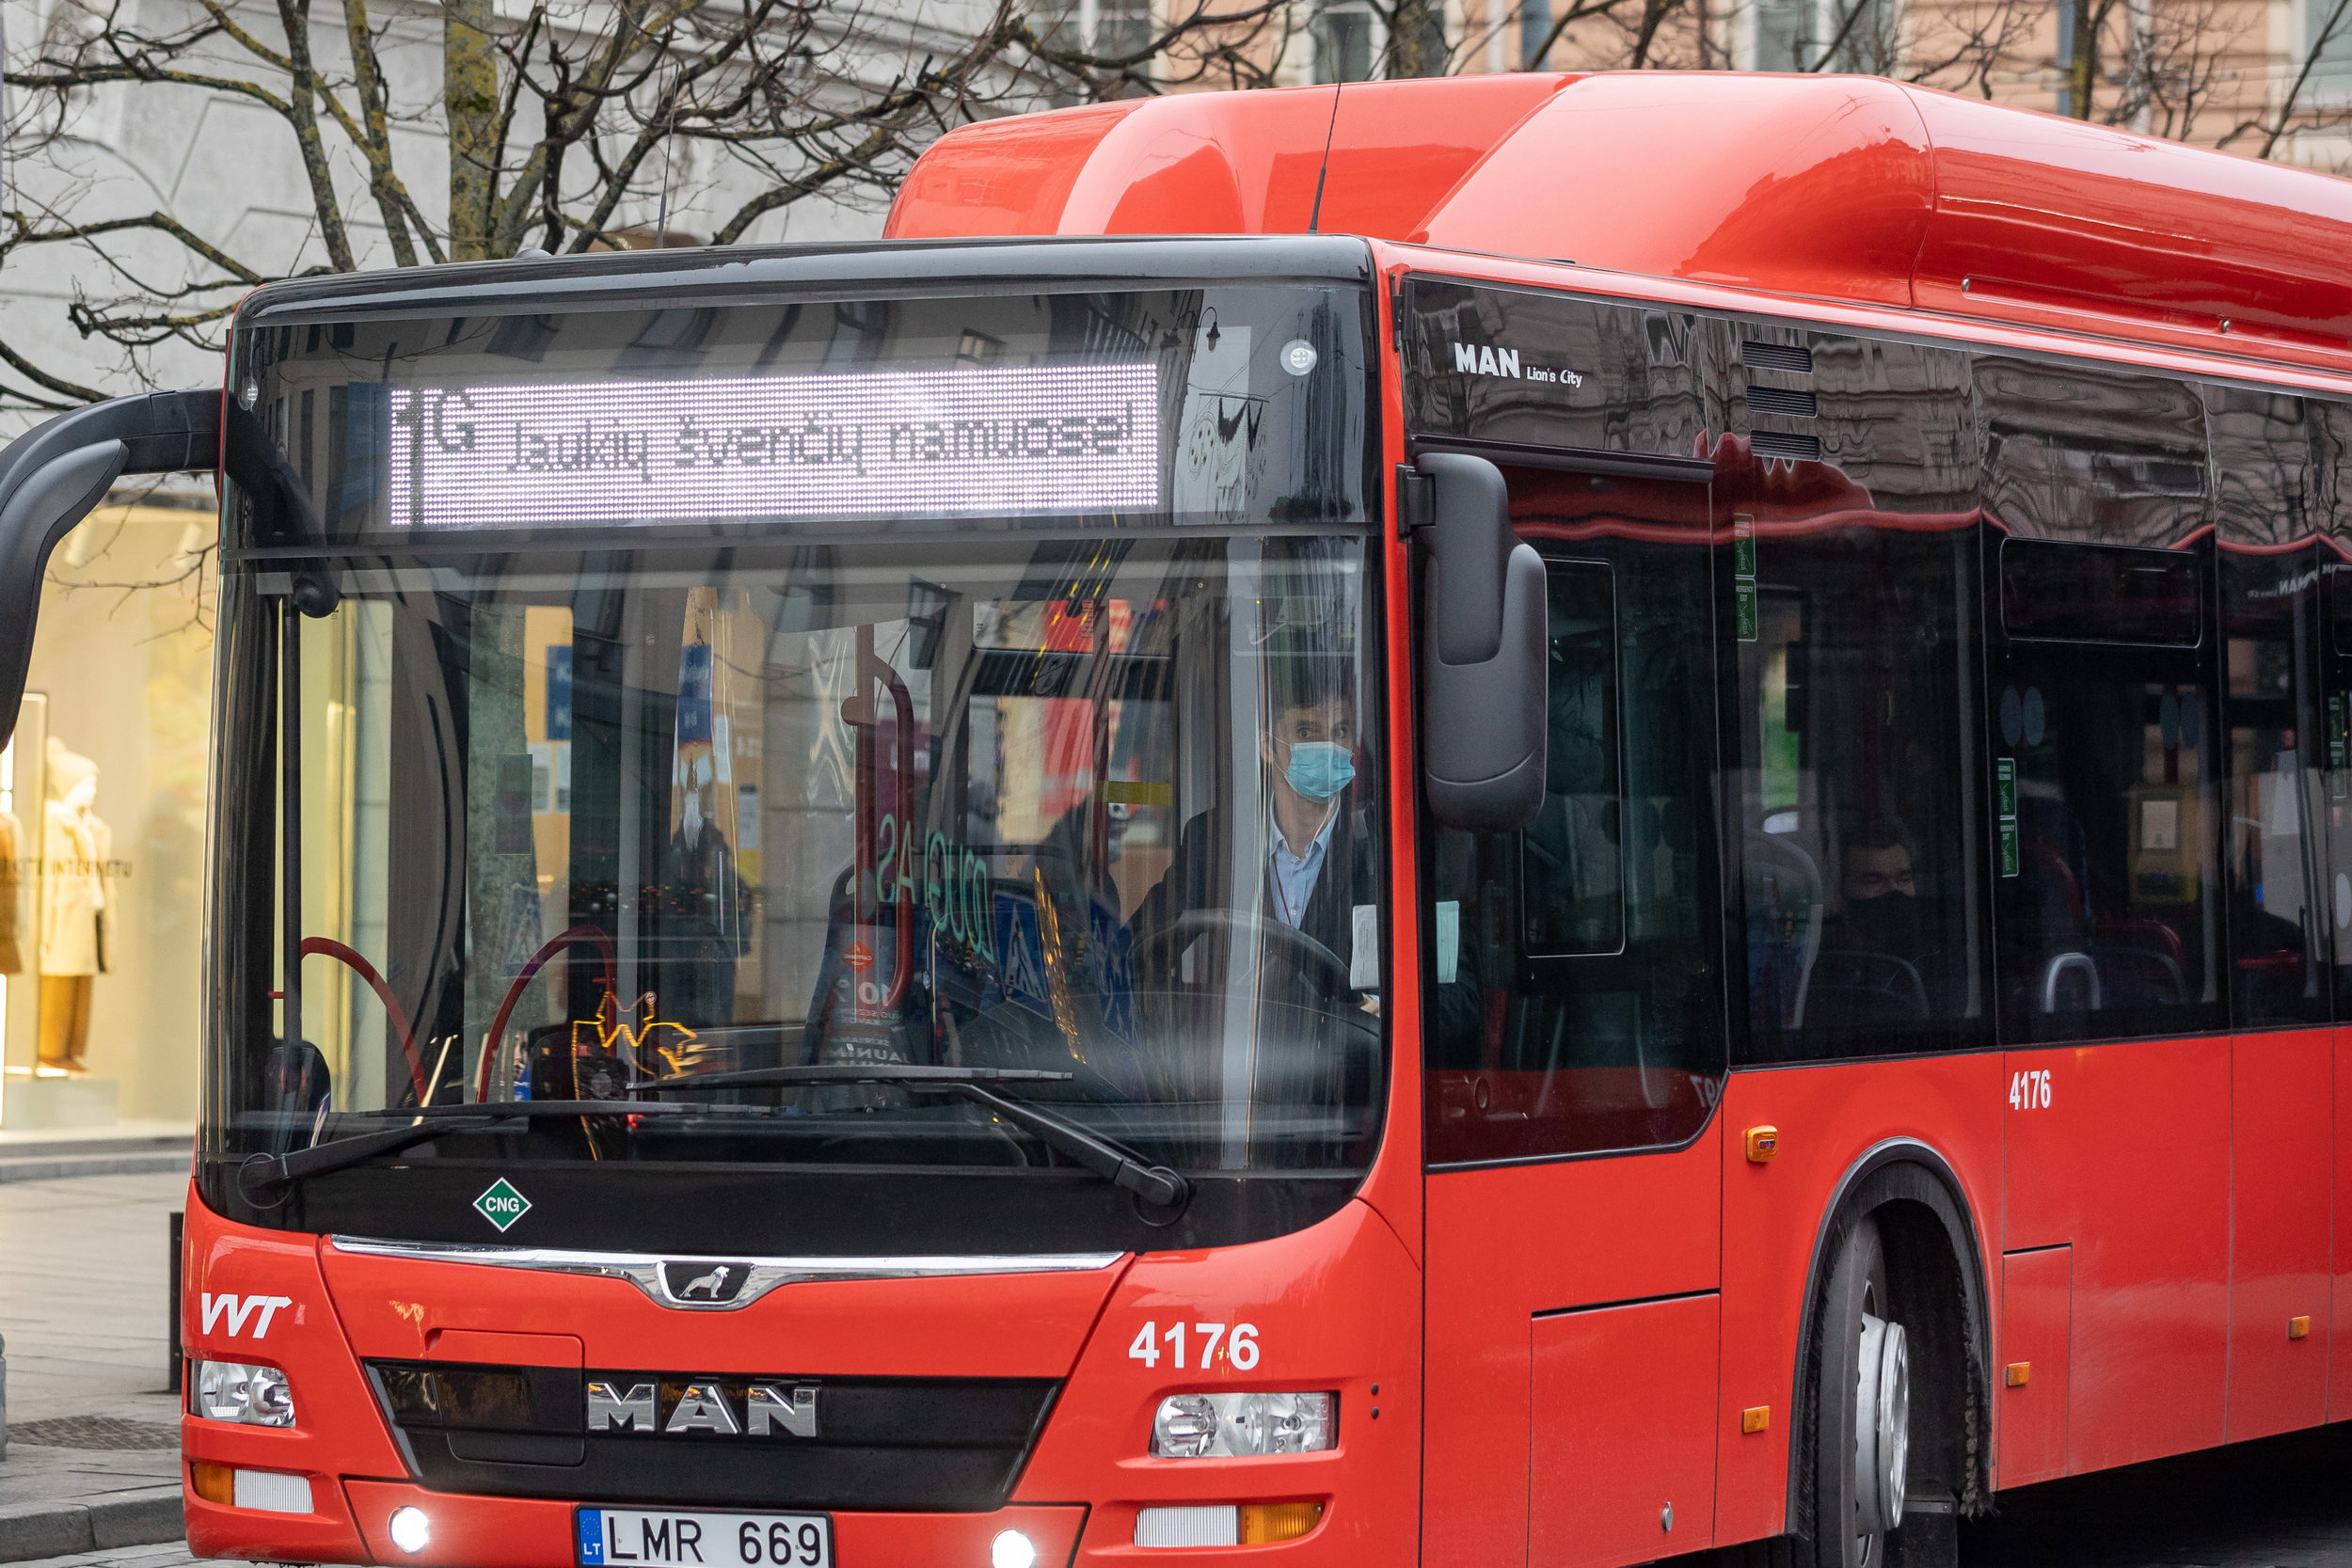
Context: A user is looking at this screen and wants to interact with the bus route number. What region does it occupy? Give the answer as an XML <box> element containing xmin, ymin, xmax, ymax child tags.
<box><xmin>2008</xmin><ymin>1069</ymin><xmax>2052</xmax><ymax>1110</ymax></box>
<box><xmin>1128</xmin><ymin>1321</ymin><xmax>1259</xmax><ymax>1370</ymax></box>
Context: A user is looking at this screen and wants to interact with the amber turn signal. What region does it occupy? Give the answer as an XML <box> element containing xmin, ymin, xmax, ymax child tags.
<box><xmin>1744</xmin><ymin>1126</ymin><xmax>1780</xmax><ymax>1163</ymax></box>
<box><xmin>189</xmin><ymin>1461</ymin><xmax>234</xmax><ymax>1505</ymax></box>
<box><xmin>2005</xmin><ymin>1362</ymin><xmax>2031</xmax><ymax>1387</ymax></box>
<box><xmin>2289</xmin><ymin>1315</ymin><xmax>2312</xmax><ymax>1340</ymax></box>
<box><xmin>1237</xmin><ymin>1502</ymin><xmax>1324</xmax><ymax>1544</ymax></box>
<box><xmin>1740</xmin><ymin>1406</ymin><xmax>1771</xmax><ymax>1433</ymax></box>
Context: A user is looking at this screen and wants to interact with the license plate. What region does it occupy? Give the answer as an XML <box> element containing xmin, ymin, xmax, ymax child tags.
<box><xmin>577</xmin><ymin>1508</ymin><xmax>832</xmax><ymax>1568</ymax></box>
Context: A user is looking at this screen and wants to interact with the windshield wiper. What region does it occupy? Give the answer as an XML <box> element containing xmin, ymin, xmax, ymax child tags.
<box><xmin>235</xmin><ymin>1100</ymin><xmax>756</xmax><ymax>1201</ymax></box>
<box><xmin>645</xmin><ymin>1065</ymin><xmax>1191</xmax><ymax>1211</ymax></box>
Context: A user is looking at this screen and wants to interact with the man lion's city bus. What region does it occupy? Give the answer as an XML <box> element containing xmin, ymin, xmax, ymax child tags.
<box><xmin>9</xmin><ymin>66</ymin><xmax>2352</xmax><ymax>1568</ymax></box>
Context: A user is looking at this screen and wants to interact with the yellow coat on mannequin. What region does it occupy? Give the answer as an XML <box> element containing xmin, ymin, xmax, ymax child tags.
<box><xmin>37</xmin><ymin>739</ymin><xmax>109</xmax><ymax>1073</ymax></box>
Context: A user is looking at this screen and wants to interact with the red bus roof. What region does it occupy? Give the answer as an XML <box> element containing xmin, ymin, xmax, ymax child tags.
<box><xmin>887</xmin><ymin>72</ymin><xmax>2352</xmax><ymax>374</ymax></box>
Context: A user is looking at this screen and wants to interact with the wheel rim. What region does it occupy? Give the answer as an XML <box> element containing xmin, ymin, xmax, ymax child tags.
<box><xmin>1852</xmin><ymin>1306</ymin><xmax>1911</xmax><ymax>1544</ymax></box>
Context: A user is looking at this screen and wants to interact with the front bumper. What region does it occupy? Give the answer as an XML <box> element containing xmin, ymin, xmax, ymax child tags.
<box><xmin>181</xmin><ymin>1186</ymin><xmax>1417</xmax><ymax>1565</ymax></box>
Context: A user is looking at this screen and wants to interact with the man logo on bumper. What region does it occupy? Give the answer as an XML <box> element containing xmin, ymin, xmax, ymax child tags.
<box><xmin>659</xmin><ymin>1259</ymin><xmax>753</xmax><ymax>1306</ymax></box>
<box><xmin>587</xmin><ymin>1379</ymin><xmax>818</xmax><ymax>1436</ymax></box>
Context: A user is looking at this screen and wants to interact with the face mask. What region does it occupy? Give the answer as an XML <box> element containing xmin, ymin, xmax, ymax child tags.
<box><xmin>1851</xmin><ymin>890</ymin><xmax>1923</xmax><ymax>956</ymax></box>
<box><xmin>1284</xmin><ymin>741</ymin><xmax>1356</xmax><ymax>803</ymax></box>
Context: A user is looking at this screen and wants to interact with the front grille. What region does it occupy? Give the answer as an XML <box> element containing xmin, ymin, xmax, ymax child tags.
<box><xmin>367</xmin><ymin>1360</ymin><xmax>1060</xmax><ymax>1513</ymax></box>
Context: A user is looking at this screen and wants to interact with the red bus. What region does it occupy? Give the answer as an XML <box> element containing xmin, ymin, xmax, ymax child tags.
<box><xmin>1</xmin><ymin>67</ymin><xmax>2348</xmax><ymax>1568</ymax></box>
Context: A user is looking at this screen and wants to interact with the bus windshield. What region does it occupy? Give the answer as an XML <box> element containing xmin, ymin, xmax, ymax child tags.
<box><xmin>204</xmin><ymin>282</ymin><xmax>1385</xmax><ymax>1230</ymax></box>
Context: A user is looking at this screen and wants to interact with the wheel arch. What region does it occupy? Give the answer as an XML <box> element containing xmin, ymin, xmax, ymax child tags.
<box><xmin>1781</xmin><ymin>1137</ymin><xmax>1995</xmax><ymax>1543</ymax></box>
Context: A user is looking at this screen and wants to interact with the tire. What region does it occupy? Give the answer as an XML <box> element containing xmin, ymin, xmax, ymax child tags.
<box><xmin>1804</xmin><ymin>1212</ymin><xmax>1911</xmax><ymax>1568</ymax></box>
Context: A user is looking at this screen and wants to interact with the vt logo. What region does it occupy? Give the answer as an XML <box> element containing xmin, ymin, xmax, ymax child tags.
<box><xmin>200</xmin><ymin>1292</ymin><xmax>294</xmax><ymax>1338</ymax></box>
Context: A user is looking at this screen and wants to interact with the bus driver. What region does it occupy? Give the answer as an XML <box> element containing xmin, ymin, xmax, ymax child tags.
<box><xmin>1131</xmin><ymin>656</ymin><xmax>1379</xmax><ymax>1005</ymax></box>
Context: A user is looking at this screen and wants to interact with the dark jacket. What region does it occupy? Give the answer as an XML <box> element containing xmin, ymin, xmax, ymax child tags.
<box><xmin>1132</xmin><ymin>804</ymin><xmax>1379</xmax><ymax>988</ymax></box>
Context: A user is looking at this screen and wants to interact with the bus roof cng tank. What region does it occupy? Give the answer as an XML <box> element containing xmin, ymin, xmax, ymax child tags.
<box><xmin>886</xmin><ymin>71</ymin><xmax>2352</xmax><ymax>375</ymax></box>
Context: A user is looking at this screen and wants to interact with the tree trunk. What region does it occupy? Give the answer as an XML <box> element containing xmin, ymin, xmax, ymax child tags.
<box><xmin>2066</xmin><ymin>0</ymin><xmax>2097</xmax><ymax>118</ymax></box>
<box><xmin>445</xmin><ymin>0</ymin><xmax>500</xmax><ymax>260</ymax></box>
<box><xmin>1386</xmin><ymin>0</ymin><xmax>1445</xmax><ymax>75</ymax></box>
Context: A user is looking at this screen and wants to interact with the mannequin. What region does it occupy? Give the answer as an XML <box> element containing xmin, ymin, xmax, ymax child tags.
<box><xmin>39</xmin><ymin>739</ymin><xmax>111</xmax><ymax>1076</ymax></box>
<box><xmin>0</xmin><ymin>801</ymin><xmax>22</xmax><ymax>976</ymax></box>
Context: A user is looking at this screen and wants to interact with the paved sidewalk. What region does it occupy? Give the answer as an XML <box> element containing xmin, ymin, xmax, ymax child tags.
<box><xmin>0</xmin><ymin>1543</ymin><xmax>191</xmax><ymax>1568</ymax></box>
<box><xmin>0</xmin><ymin>1174</ymin><xmax>189</xmax><ymax>1564</ymax></box>
<box><xmin>0</xmin><ymin>1132</ymin><xmax>190</xmax><ymax>1187</ymax></box>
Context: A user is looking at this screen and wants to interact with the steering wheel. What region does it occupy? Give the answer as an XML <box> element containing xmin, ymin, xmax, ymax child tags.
<box><xmin>1134</xmin><ymin>906</ymin><xmax>1355</xmax><ymax>995</ymax></box>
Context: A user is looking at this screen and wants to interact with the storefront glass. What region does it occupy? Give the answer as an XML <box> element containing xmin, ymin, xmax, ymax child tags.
<box><xmin>0</xmin><ymin>496</ymin><xmax>216</xmax><ymax>1134</ymax></box>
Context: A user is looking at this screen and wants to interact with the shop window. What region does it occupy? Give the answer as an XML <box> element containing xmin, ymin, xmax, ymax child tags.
<box><xmin>0</xmin><ymin>498</ymin><xmax>215</xmax><ymax>1133</ymax></box>
<box><xmin>1422</xmin><ymin>468</ymin><xmax>1725</xmax><ymax>1165</ymax></box>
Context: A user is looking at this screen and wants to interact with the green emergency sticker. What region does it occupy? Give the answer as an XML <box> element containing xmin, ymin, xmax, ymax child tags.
<box><xmin>1996</xmin><ymin>758</ymin><xmax>2019</xmax><ymax>878</ymax></box>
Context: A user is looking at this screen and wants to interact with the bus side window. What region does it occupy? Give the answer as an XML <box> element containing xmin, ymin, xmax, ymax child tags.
<box><xmin>1979</xmin><ymin>358</ymin><xmax>2225</xmax><ymax>1043</ymax></box>
<box><xmin>1722</xmin><ymin>332</ymin><xmax>1989</xmax><ymax>1063</ymax></box>
<box><xmin>1422</xmin><ymin>469</ymin><xmax>1725</xmax><ymax>1165</ymax></box>
<box><xmin>2209</xmin><ymin>388</ymin><xmax>2334</xmax><ymax>1029</ymax></box>
<box><xmin>1522</xmin><ymin>563</ymin><xmax>1624</xmax><ymax>957</ymax></box>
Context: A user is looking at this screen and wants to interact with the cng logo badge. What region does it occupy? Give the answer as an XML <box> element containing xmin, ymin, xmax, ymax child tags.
<box><xmin>473</xmin><ymin>1178</ymin><xmax>532</xmax><ymax>1232</ymax></box>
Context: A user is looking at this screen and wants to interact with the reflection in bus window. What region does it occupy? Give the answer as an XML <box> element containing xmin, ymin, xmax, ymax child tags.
<box><xmin>1979</xmin><ymin>358</ymin><xmax>2223</xmax><ymax>1043</ymax></box>
<box><xmin>1727</xmin><ymin>510</ymin><xmax>1987</xmax><ymax>1060</ymax></box>
<box><xmin>2208</xmin><ymin>388</ymin><xmax>2340</xmax><ymax>1026</ymax></box>
<box><xmin>1720</xmin><ymin>330</ymin><xmax>1989</xmax><ymax>1061</ymax></box>
<box><xmin>1522</xmin><ymin>563</ymin><xmax>1623</xmax><ymax>958</ymax></box>
<box><xmin>1991</xmin><ymin>539</ymin><xmax>2224</xmax><ymax>1040</ymax></box>
<box><xmin>229</xmin><ymin>537</ymin><xmax>1385</xmax><ymax>1178</ymax></box>
<box><xmin>1422</xmin><ymin>469</ymin><xmax>1724</xmax><ymax>1164</ymax></box>
<box><xmin>2219</xmin><ymin>546</ymin><xmax>2330</xmax><ymax>1026</ymax></box>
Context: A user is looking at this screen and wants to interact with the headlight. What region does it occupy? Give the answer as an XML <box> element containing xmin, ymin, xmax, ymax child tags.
<box><xmin>1150</xmin><ymin>1391</ymin><xmax>1335</xmax><ymax>1457</ymax></box>
<box><xmin>389</xmin><ymin>1505</ymin><xmax>433</xmax><ymax>1553</ymax></box>
<box><xmin>194</xmin><ymin>1359</ymin><xmax>296</xmax><ymax>1427</ymax></box>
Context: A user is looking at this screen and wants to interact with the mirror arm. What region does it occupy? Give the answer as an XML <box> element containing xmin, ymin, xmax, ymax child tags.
<box><xmin>1395</xmin><ymin>462</ymin><xmax>1434</xmax><ymax>540</ymax></box>
<box><xmin>0</xmin><ymin>388</ymin><xmax>225</xmax><ymax>748</ymax></box>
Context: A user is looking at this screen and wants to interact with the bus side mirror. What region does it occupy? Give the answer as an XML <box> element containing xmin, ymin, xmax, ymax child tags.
<box><xmin>0</xmin><ymin>388</ymin><xmax>224</xmax><ymax>748</ymax></box>
<box><xmin>1416</xmin><ymin>452</ymin><xmax>1547</xmax><ymax>832</ymax></box>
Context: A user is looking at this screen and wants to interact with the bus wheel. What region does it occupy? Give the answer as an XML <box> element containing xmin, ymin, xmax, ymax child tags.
<box><xmin>1809</xmin><ymin>1212</ymin><xmax>1910</xmax><ymax>1568</ymax></box>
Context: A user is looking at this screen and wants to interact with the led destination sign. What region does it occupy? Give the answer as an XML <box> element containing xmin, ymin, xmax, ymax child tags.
<box><xmin>384</xmin><ymin>362</ymin><xmax>1163</xmax><ymax>530</ymax></box>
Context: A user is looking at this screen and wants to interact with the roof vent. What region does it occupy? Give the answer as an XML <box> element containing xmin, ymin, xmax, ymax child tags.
<box><xmin>1747</xmin><ymin>386</ymin><xmax>1819</xmax><ymax>419</ymax></box>
<box><xmin>1742</xmin><ymin>341</ymin><xmax>1814</xmax><ymax>375</ymax></box>
<box><xmin>1751</xmin><ymin>431</ymin><xmax>1821</xmax><ymax>462</ymax></box>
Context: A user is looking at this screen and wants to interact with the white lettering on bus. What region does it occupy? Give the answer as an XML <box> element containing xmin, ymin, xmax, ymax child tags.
<box><xmin>1128</xmin><ymin>1320</ymin><xmax>1260</xmax><ymax>1370</ymax></box>
<box><xmin>199</xmin><ymin>1292</ymin><xmax>294</xmax><ymax>1338</ymax></box>
<box><xmin>1449</xmin><ymin>342</ymin><xmax>1530</xmax><ymax>379</ymax></box>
